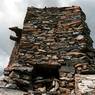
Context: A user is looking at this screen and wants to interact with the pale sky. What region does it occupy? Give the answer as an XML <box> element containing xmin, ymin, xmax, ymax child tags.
<box><xmin>0</xmin><ymin>0</ymin><xmax>95</xmax><ymax>72</ymax></box>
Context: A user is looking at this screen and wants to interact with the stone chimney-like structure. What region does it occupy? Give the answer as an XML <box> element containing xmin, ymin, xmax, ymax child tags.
<box><xmin>1</xmin><ymin>6</ymin><xmax>95</xmax><ymax>95</ymax></box>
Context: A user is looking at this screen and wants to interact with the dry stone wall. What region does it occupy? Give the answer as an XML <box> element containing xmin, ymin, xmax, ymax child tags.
<box><xmin>2</xmin><ymin>6</ymin><xmax>95</xmax><ymax>95</ymax></box>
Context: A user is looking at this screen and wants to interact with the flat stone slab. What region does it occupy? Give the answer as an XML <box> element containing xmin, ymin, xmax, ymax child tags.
<box><xmin>0</xmin><ymin>88</ymin><xmax>25</xmax><ymax>95</ymax></box>
<box><xmin>75</xmin><ymin>74</ymin><xmax>95</xmax><ymax>95</ymax></box>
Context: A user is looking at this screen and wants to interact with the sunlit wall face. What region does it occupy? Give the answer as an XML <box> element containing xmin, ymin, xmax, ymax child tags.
<box><xmin>0</xmin><ymin>0</ymin><xmax>95</xmax><ymax>71</ymax></box>
<box><xmin>28</xmin><ymin>0</ymin><xmax>95</xmax><ymax>47</ymax></box>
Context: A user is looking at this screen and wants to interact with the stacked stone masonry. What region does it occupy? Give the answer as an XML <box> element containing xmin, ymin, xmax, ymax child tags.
<box><xmin>2</xmin><ymin>6</ymin><xmax>95</xmax><ymax>95</ymax></box>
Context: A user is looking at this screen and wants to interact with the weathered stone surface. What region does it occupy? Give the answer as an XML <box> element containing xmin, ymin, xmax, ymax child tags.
<box><xmin>0</xmin><ymin>88</ymin><xmax>25</xmax><ymax>95</ymax></box>
<box><xmin>75</xmin><ymin>74</ymin><xmax>95</xmax><ymax>95</ymax></box>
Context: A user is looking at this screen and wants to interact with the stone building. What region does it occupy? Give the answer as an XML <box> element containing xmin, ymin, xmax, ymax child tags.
<box><xmin>0</xmin><ymin>6</ymin><xmax>95</xmax><ymax>95</ymax></box>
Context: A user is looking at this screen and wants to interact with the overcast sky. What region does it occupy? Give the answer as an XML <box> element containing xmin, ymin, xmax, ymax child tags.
<box><xmin>0</xmin><ymin>0</ymin><xmax>95</xmax><ymax>71</ymax></box>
